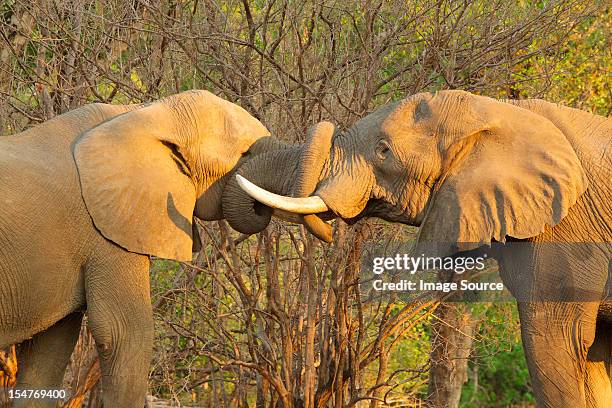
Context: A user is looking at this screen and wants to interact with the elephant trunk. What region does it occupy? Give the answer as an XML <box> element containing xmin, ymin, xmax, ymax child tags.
<box><xmin>292</xmin><ymin>122</ymin><xmax>336</xmax><ymax>242</ymax></box>
<box><xmin>222</xmin><ymin>146</ymin><xmax>302</xmax><ymax>234</ymax></box>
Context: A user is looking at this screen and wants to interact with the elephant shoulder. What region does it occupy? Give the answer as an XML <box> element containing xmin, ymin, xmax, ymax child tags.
<box><xmin>0</xmin><ymin>103</ymin><xmax>142</xmax><ymax>213</ymax></box>
<box><xmin>503</xmin><ymin>98</ymin><xmax>610</xmax><ymax>140</ymax></box>
<box><xmin>6</xmin><ymin>103</ymin><xmax>139</xmax><ymax>146</ymax></box>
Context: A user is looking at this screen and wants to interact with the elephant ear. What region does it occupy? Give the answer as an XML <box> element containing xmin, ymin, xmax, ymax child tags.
<box><xmin>417</xmin><ymin>95</ymin><xmax>588</xmax><ymax>256</ymax></box>
<box><xmin>74</xmin><ymin>101</ymin><xmax>196</xmax><ymax>261</ymax></box>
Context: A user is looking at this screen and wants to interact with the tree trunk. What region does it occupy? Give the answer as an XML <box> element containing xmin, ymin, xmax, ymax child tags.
<box><xmin>427</xmin><ymin>303</ymin><xmax>477</xmax><ymax>408</ymax></box>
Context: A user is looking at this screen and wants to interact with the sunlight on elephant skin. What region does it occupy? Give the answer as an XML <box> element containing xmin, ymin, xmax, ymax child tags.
<box><xmin>0</xmin><ymin>90</ymin><xmax>302</xmax><ymax>407</ymax></box>
<box><xmin>240</xmin><ymin>90</ymin><xmax>612</xmax><ymax>408</ymax></box>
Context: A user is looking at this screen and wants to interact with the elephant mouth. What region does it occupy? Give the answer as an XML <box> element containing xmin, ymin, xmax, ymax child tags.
<box><xmin>337</xmin><ymin>200</ymin><xmax>411</xmax><ymax>226</ymax></box>
<box><xmin>356</xmin><ymin>198</ymin><xmax>413</xmax><ymax>225</ymax></box>
<box><xmin>342</xmin><ymin>213</ymin><xmax>366</xmax><ymax>225</ymax></box>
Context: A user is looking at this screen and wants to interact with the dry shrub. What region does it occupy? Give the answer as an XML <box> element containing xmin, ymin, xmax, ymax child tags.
<box><xmin>0</xmin><ymin>0</ymin><xmax>606</xmax><ymax>406</ymax></box>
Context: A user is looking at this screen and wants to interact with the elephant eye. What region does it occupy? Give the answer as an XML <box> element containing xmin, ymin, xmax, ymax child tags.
<box><xmin>375</xmin><ymin>139</ymin><xmax>391</xmax><ymax>161</ymax></box>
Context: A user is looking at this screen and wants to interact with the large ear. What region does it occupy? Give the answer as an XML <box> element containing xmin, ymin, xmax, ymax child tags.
<box><xmin>417</xmin><ymin>93</ymin><xmax>588</xmax><ymax>255</ymax></box>
<box><xmin>74</xmin><ymin>101</ymin><xmax>196</xmax><ymax>261</ymax></box>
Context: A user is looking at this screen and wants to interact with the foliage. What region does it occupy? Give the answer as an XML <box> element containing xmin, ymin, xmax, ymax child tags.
<box><xmin>460</xmin><ymin>304</ymin><xmax>534</xmax><ymax>407</ymax></box>
<box><xmin>509</xmin><ymin>4</ymin><xmax>610</xmax><ymax>114</ymax></box>
<box><xmin>0</xmin><ymin>0</ymin><xmax>608</xmax><ymax>406</ymax></box>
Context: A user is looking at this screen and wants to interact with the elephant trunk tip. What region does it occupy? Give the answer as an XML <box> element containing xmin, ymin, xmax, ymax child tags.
<box><xmin>302</xmin><ymin>214</ymin><xmax>333</xmax><ymax>243</ymax></box>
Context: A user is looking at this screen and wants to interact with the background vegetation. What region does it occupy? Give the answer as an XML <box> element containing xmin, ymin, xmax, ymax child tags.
<box><xmin>0</xmin><ymin>0</ymin><xmax>609</xmax><ymax>407</ymax></box>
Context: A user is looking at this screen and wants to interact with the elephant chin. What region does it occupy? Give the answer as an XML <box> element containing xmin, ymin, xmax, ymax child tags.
<box><xmin>222</xmin><ymin>147</ymin><xmax>303</xmax><ymax>235</ymax></box>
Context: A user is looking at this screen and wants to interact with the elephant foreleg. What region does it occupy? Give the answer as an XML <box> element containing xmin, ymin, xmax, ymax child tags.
<box><xmin>85</xmin><ymin>250</ymin><xmax>153</xmax><ymax>408</ymax></box>
<box><xmin>13</xmin><ymin>312</ymin><xmax>83</xmax><ymax>408</ymax></box>
<box><xmin>518</xmin><ymin>301</ymin><xmax>600</xmax><ymax>408</ymax></box>
<box><xmin>584</xmin><ymin>320</ymin><xmax>612</xmax><ymax>407</ymax></box>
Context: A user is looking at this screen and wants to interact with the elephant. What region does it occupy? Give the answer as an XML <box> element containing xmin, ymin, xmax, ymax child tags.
<box><xmin>238</xmin><ymin>90</ymin><xmax>612</xmax><ymax>407</ymax></box>
<box><xmin>0</xmin><ymin>90</ymin><xmax>305</xmax><ymax>407</ymax></box>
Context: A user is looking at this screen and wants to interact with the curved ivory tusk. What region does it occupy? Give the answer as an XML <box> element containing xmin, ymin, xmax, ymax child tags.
<box><xmin>236</xmin><ymin>174</ymin><xmax>329</xmax><ymax>214</ymax></box>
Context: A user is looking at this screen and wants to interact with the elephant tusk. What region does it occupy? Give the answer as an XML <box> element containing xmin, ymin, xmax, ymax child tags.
<box><xmin>236</xmin><ymin>174</ymin><xmax>329</xmax><ymax>214</ymax></box>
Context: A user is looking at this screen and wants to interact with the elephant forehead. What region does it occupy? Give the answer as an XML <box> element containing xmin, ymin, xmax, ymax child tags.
<box><xmin>171</xmin><ymin>90</ymin><xmax>270</xmax><ymax>146</ymax></box>
<box><xmin>379</xmin><ymin>101</ymin><xmax>433</xmax><ymax>139</ymax></box>
<box><xmin>380</xmin><ymin>91</ymin><xmax>476</xmax><ymax>137</ymax></box>
<box><xmin>221</xmin><ymin>107</ymin><xmax>270</xmax><ymax>146</ymax></box>
<box><xmin>349</xmin><ymin>102</ymin><xmax>401</xmax><ymax>138</ymax></box>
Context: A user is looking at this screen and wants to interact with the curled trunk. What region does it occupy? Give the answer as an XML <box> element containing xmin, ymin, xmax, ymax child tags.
<box><xmin>292</xmin><ymin>122</ymin><xmax>336</xmax><ymax>242</ymax></box>
<box><xmin>222</xmin><ymin>146</ymin><xmax>302</xmax><ymax>234</ymax></box>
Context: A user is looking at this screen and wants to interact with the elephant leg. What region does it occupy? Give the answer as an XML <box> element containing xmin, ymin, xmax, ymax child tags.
<box><xmin>85</xmin><ymin>250</ymin><xmax>153</xmax><ymax>408</ymax></box>
<box><xmin>584</xmin><ymin>319</ymin><xmax>612</xmax><ymax>407</ymax></box>
<box><xmin>517</xmin><ymin>301</ymin><xmax>599</xmax><ymax>408</ymax></box>
<box><xmin>13</xmin><ymin>312</ymin><xmax>83</xmax><ymax>408</ymax></box>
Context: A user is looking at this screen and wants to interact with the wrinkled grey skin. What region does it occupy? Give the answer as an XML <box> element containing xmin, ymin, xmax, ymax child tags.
<box><xmin>0</xmin><ymin>91</ymin><xmax>297</xmax><ymax>407</ymax></box>
<box><xmin>257</xmin><ymin>91</ymin><xmax>611</xmax><ymax>407</ymax></box>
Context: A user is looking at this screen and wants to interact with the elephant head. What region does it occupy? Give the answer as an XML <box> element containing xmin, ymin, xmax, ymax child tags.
<box><xmin>74</xmin><ymin>90</ymin><xmax>294</xmax><ymax>261</ymax></box>
<box><xmin>221</xmin><ymin>121</ymin><xmax>337</xmax><ymax>239</ymax></box>
<box><xmin>239</xmin><ymin>90</ymin><xmax>588</xmax><ymax>254</ymax></box>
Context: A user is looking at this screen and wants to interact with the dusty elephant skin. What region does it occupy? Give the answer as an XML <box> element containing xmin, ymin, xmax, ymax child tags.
<box><xmin>241</xmin><ymin>90</ymin><xmax>612</xmax><ymax>407</ymax></box>
<box><xmin>0</xmin><ymin>90</ymin><xmax>297</xmax><ymax>407</ymax></box>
